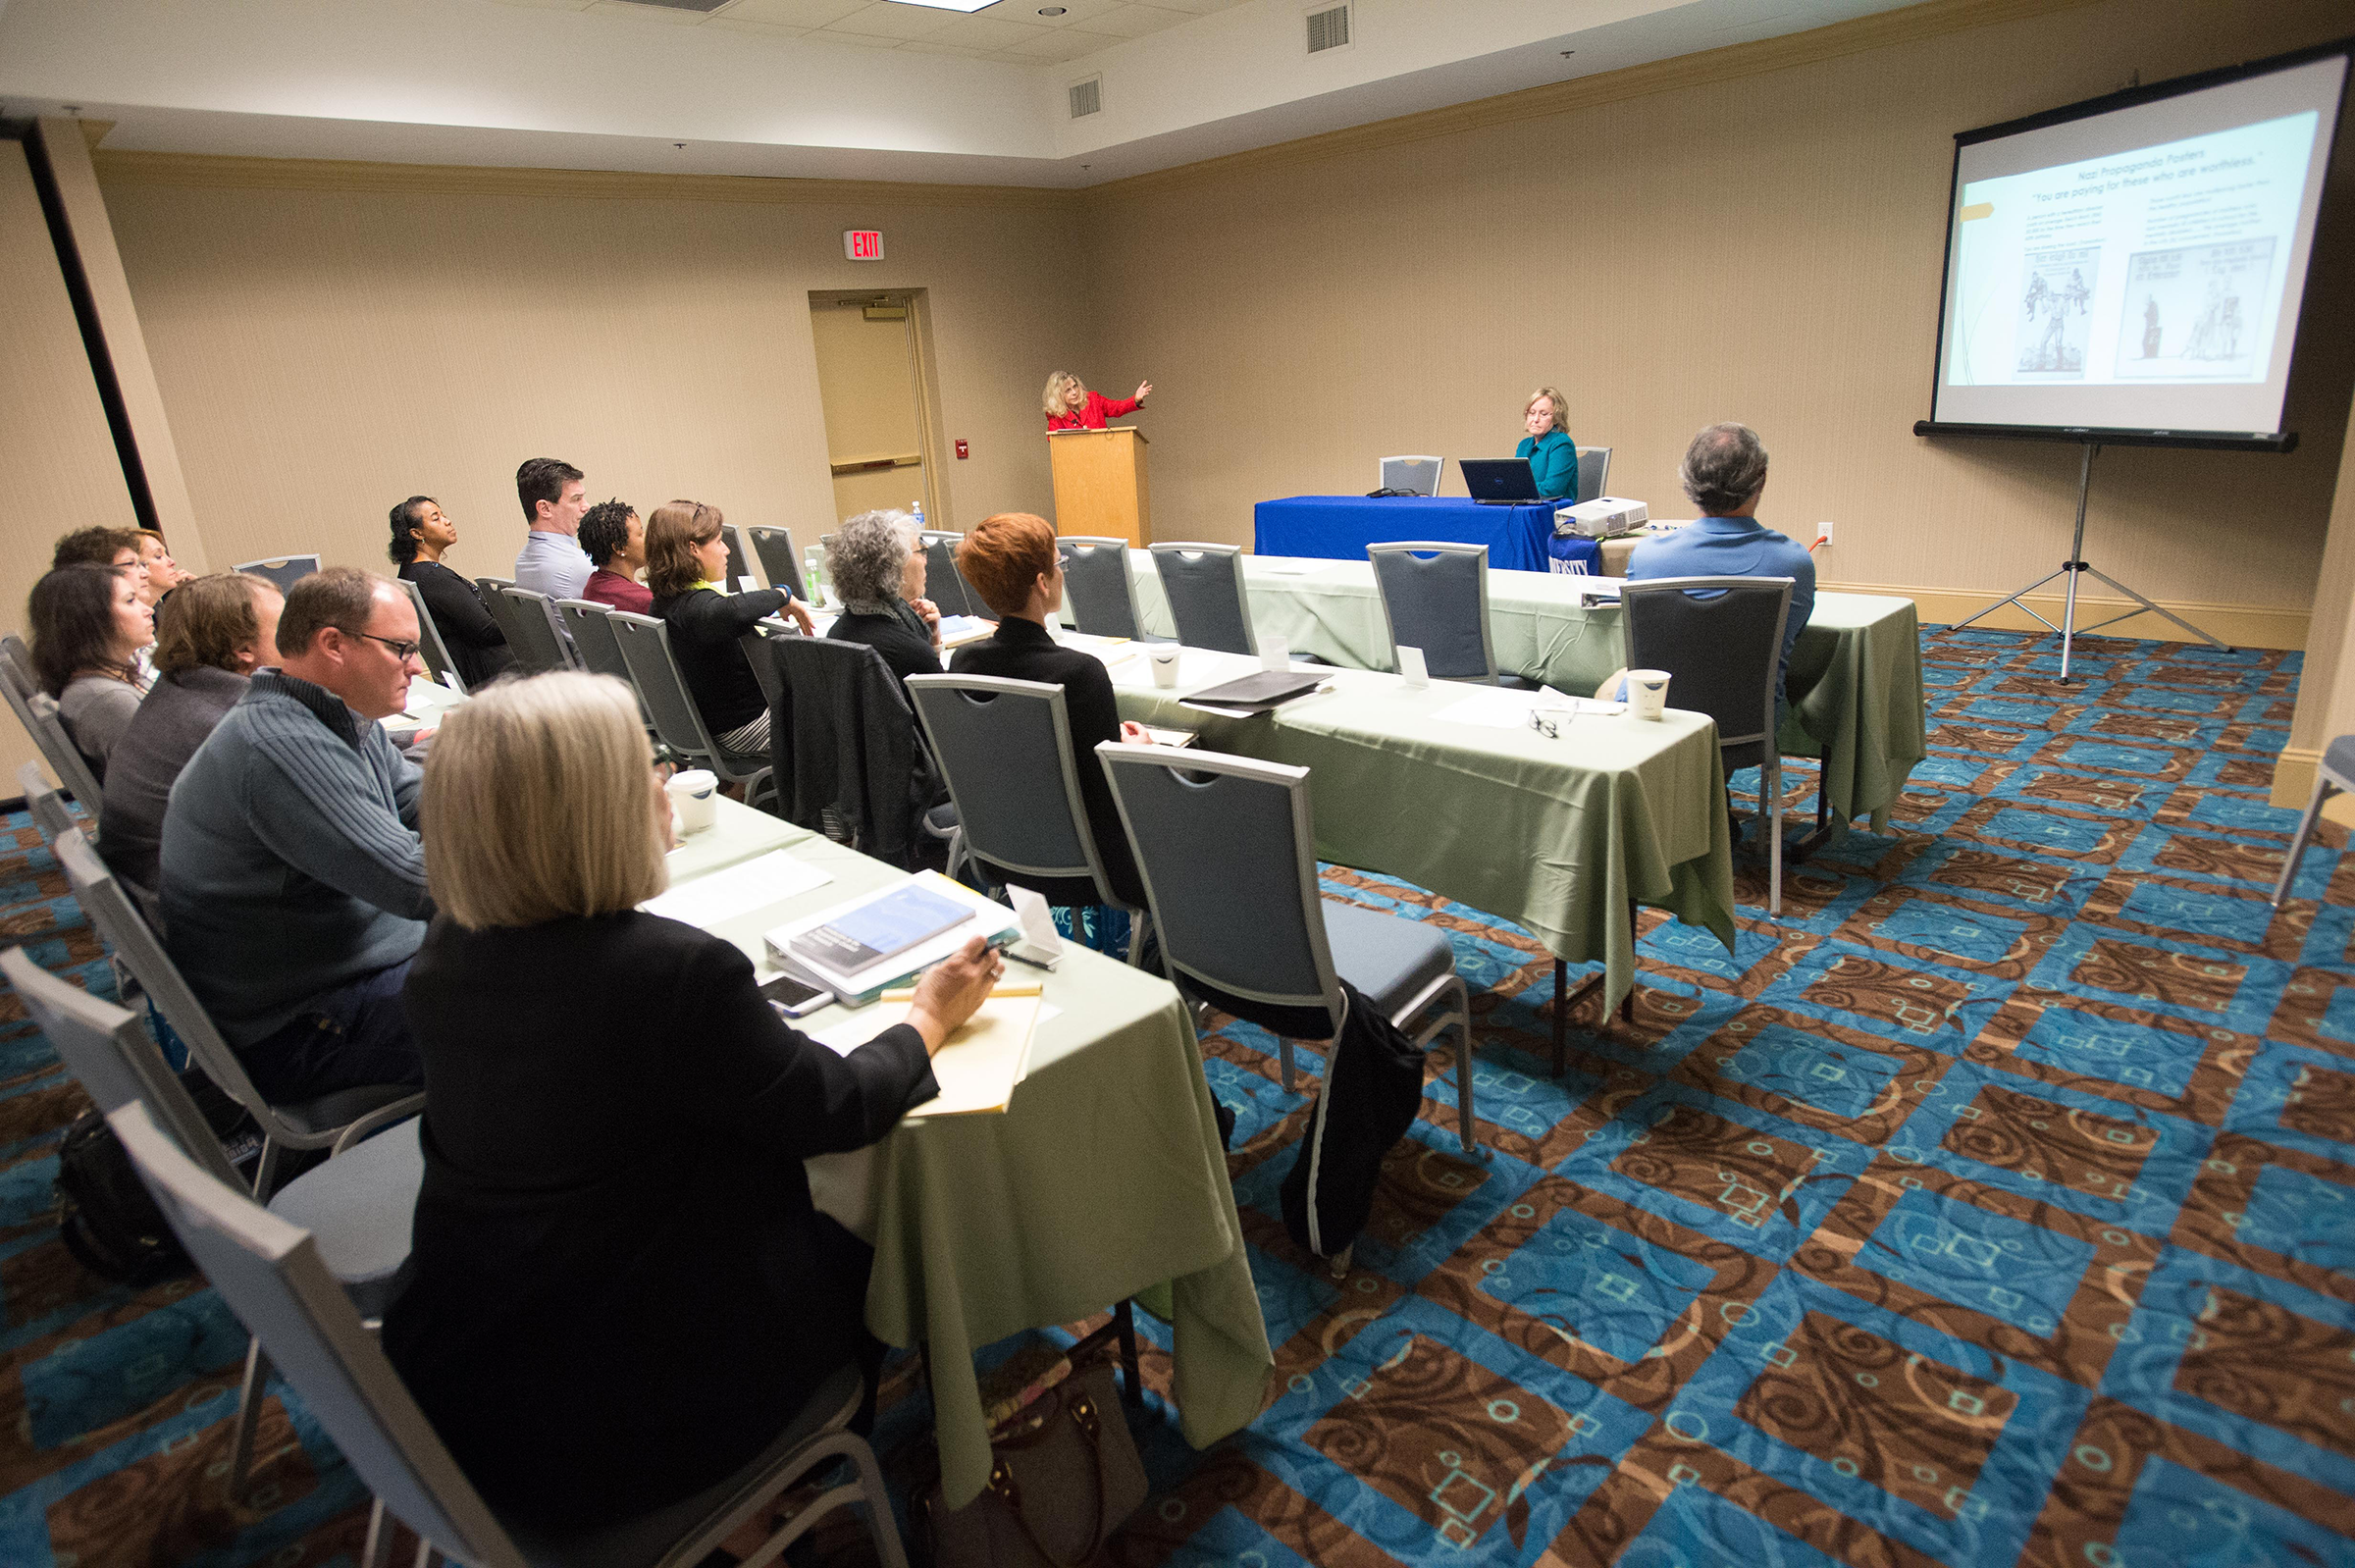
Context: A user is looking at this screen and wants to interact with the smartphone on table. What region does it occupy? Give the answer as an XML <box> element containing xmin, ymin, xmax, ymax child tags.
<box><xmin>759</xmin><ymin>971</ymin><xmax>832</xmax><ymax>1018</ymax></box>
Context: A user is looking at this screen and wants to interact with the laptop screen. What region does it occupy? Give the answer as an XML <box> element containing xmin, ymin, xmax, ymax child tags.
<box><xmin>1458</xmin><ymin>458</ymin><xmax>1538</xmax><ymax>501</ymax></box>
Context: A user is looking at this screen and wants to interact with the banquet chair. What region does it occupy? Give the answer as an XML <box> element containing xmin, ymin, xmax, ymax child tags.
<box><xmin>1379</xmin><ymin>456</ymin><xmax>1444</xmax><ymax>497</ymax></box>
<box><xmin>19</xmin><ymin>759</ymin><xmax>78</xmax><ymax>847</ymax></box>
<box><xmin>1149</xmin><ymin>543</ymin><xmax>1257</xmax><ymax>656</ymax></box>
<box><xmin>492</xmin><ymin>586</ymin><xmax>576</xmax><ymax>675</ymax></box>
<box><xmin>1096</xmin><ymin>744</ymin><xmax>1477</xmax><ymax>1154</ymax></box>
<box><xmin>110</xmin><ymin>1100</ymin><xmax>911</xmax><ymax>1568</ymax></box>
<box><xmin>1057</xmin><ymin>537</ymin><xmax>1160</xmax><ymax>642</ymax></box>
<box><xmin>11</xmin><ymin>684</ymin><xmax>106</xmax><ymax>815</ymax></box>
<box><xmin>4</xmin><ymin>947</ymin><xmax>423</xmax><ymax>1501</ymax></box>
<box><xmin>232</xmin><ymin>554</ymin><xmax>323</xmax><ymax>595</ymax></box>
<box><xmin>1366</xmin><ymin>542</ymin><xmax>1531</xmax><ymax>687</ymax></box>
<box><xmin>394</xmin><ymin>578</ymin><xmax>466</xmax><ymax>695</ymax></box>
<box><xmin>1</xmin><ymin>632</ymin><xmax>34</xmax><ymax>698</ymax></box>
<box><xmin>747</xmin><ymin>526</ymin><xmax>807</xmax><ymax>600</ymax></box>
<box><xmin>908</xmin><ymin>674</ymin><xmax>1151</xmax><ymax>964</ymax></box>
<box><xmin>1575</xmin><ymin>446</ymin><xmax>1612</xmax><ymax>504</ymax></box>
<box><xmin>2271</xmin><ymin>734</ymin><xmax>2355</xmax><ymax>908</ymax></box>
<box><xmin>555</xmin><ymin>599</ymin><xmax>661</xmax><ymax>740</ymax></box>
<box><xmin>1621</xmin><ymin>575</ymin><xmax>1794</xmax><ymax>916</ymax></box>
<box><xmin>607</xmin><ymin>610</ymin><xmax>775</xmax><ymax>810</ymax></box>
<box><xmin>775</xmin><ymin>640</ymin><xmax>957</xmax><ymax>869</ymax></box>
<box><xmin>723</xmin><ymin>523</ymin><xmax>752</xmax><ymax>589</ymax></box>
<box><xmin>919</xmin><ymin>532</ymin><xmax>979</xmax><ymax>618</ymax></box>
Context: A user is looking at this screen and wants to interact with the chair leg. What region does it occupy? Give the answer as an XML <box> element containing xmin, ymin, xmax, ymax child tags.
<box><xmin>1115</xmin><ymin>1298</ymin><xmax>1143</xmax><ymax>1409</ymax></box>
<box><xmin>1767</xmin><ymin>758</ymin><xmax>1784</xmax><ymax>919</ymax></box>
<box><xmin>1550</xmin><ymin>958</ymin><xmax>1567</xmax><ymax>1077</ymax></box>
<box><xmin>1279</xmin><ymin>1036</ymin><xmax>1295</xmax><ymax>1093</ymax></box>
<box><xmin>2272</xmin><ymin>778</ymin><xmax>2336</xmax><ymax>909</ymax></box>
<box><xmin>846</xmin><ymin>1435</ymin><xmax>914</xmax><ymax>1568</ymax></box>
<box><xmin>359</xmin><ymin>1497</ymin><xmax>395</xmax><ymax>1568</ymax></box>
<box><xmin>227</xmin><ymin>1338</ymin><xmax>270</xmax><ymax>1499</ymax></box>
<box><xmin>1450</xmin><ymin>980</ymin><xmax>1481</xmax><ymax>1157</ymax></box>
<box><xmin>1125</xmin><ymin>908</ymin><xmax>1155</xmax><ymax>969</ymax></box>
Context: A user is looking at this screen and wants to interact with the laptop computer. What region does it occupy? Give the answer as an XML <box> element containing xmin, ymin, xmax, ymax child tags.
<box><xmin>1458</xmin><ymin>457</ymin><xmax>1540</xmax><ymax>504</ymax></box>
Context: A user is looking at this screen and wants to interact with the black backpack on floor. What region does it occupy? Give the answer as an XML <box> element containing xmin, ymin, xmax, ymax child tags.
<box><xmin>52</xmin><ymin>1069</ymin><xmax>262</xmax><ymax>1286</ymax></box>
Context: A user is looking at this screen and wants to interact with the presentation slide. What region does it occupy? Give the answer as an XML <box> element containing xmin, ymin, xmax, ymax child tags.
<box><xmin>1930</xmin><ymin>52</ymin><xmax>2344</xmax><ymax>440</ymax></box>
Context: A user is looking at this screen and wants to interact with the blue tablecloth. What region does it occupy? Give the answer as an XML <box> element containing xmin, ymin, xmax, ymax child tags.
<box><xmin>1252</xmin><ymin>496</ymin><xmax>1588</xmax><ymax>574</ymax></box>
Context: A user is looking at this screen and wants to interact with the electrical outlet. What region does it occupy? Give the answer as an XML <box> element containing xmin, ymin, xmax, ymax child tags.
<box><xmin>1814</xmin><ymin>521</ymin><xmax>1835</xmax><ymax>546</ymax></box>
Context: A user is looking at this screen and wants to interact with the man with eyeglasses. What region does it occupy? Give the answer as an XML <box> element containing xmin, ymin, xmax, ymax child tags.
<box><xmin>161</xmin><ymin>567</ymin><xmax>432</xmax><ymax>1102</ymax></box>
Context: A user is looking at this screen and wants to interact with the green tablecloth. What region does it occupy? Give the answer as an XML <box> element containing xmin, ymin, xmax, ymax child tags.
<box><xmin>1106</xmin><ymin>651</ymin><xmax>1737</xmax><ymax>1008</ymax></box>
<box><xmin>682</xmin><ymin>837</ymin><xmax>1271</xmax><ymax>1508</ymax></box>
<box><xmin>1112</xmin><ymin>552</ymin><xmax>1925</xmax><ymax>828</ymax></box>
<box><xmin>660</xmin><ymin>795</ymin><xmax>811</xmax><ymax>882</ymax></box>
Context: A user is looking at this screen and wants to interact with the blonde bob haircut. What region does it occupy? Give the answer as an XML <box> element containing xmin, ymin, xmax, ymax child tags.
<box><xmin>1525</xmin><ymin>387</ymin><xmax>1569</xmax><ymax>436</ymax></box>
<box><xmin>1040</xmin><ymin>371</ymin><xmax>1083</xmax><ymax>417</ymax></box>
<box><xmin>422</xmin><ymin>671</ymin><xmax>666</xmax><ymax>930</ymax></box>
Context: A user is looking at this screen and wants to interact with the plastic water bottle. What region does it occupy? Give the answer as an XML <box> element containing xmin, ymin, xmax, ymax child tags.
<box><xmin>803</xmin><ymin>546</ymin><xmax>825</xmax><ymax>605</ymax></box>
<box><xmin>911</xmin><ymin>499</ymin><xmax>925</xmax><ymax>530</ymax></box>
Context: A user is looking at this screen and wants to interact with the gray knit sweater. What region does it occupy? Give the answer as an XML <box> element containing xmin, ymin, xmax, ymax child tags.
<box><xmin>160</xmin><ymin>668</ymin><xmax>429</xmax><ymax>1048</ymax></box>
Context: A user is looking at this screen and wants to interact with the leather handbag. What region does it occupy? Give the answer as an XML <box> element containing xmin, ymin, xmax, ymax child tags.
<box><xmin>911</xmin><ymin>1358</ymin><xmax>1147</xmax><ymax>1567</ymax></box>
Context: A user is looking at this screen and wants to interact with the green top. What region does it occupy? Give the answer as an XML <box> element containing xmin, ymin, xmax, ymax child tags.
<box><xmin>1516</xmin><ymin>430</ymin><xmax>1578</xmax><ymax>499</ymax></box>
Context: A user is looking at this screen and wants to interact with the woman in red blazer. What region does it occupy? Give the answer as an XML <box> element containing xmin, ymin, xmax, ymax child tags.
<box><xmin>1043</xmin><ymin>370</ymin><xmax>1153</xmax><ymax>431</ymax></box>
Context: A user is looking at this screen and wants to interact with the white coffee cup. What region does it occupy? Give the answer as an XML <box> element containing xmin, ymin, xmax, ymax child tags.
<box><xmin>1627</xmin><ymin>669</ymin><xmax>1672</xmax><ymax>720</ymax></box>
<box><xmin>667</xmin><ymin>768</ymin><xmax>719</xmax><ymax>833</ymax></box>
<box><xmin>1149</xmin><ymin>645</ymin><xmax>1180</xmax><ymax>688</ymax></box>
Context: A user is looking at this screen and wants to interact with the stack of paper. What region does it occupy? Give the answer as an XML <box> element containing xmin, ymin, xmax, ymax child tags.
<box><xmin>765</xmin><ymin>870</ymin><xmax>1020</xmax><ymax>1006</ymax></box>
<box><xmin>841</xmin><ymin>982</ymin><xmax>1043</xmax><ymax>1116</ymax></box>
<box><xmin>937</xmin><ymin>614</ymin><xmax>997</xmax><ymax>648</ymax></box>
<box><xmin>642</xmin><ymin>849</ymin><xmax>833</xmax><ymax>927</ymax></box>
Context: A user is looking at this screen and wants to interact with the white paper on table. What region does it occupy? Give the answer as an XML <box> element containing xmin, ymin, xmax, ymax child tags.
<box><xmin>1259</xmin><ymin>636</ymin><xmax>1290</xmax><ymax>673</ymax></box>
<box><xmin>1007</xmin><ymin>886</ymin><xmax>1063</xmax><ymax>958</ymax></box>
<box><xmin>937</xmin><ymin>614</ymin><xmax>996</xmax><ymax>648</ymax></box>
<box><xmin>812</xmin><ymin>986</ymin><xmax>1041</xmax><ymax>1115</ymax></box>
<box><xmin>1396</xmin><ymin>646</ymin><xmax>1429</xmax><ymax>689</ymax></box>
<box><xmin>641</xmin><ymin>849</ymin><xmax>832</xmax><ymax>926</ymax></box>
<box><xmin>1431</xmin><ymin>687</ymin><xmax>1632</xmax><ymax>729</ymax></box>
<box><xmin>736</xmin><ymin>576</ymin><xmax>759</xmax><ymax>594</ymax></box>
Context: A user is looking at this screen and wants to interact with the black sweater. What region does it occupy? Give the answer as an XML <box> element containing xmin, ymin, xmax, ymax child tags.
<box><xmin>653</xmin><ymin>585</ymin><xmax>786</xmax><ymax>736</ymax></box>
<box><xmin>383</xmin><ymin>912</ymin><xmax>935</xmax><ymax>1526</ymax></box>
<box><xmin>399</xmin><ymin>560</ymin><xmax>516</xmax><ymax>690</ymax></box>
<box><xmin>948</xmin><ymin>614</ymin><xmax>1144</xmax><ymax>909</ymax></box>
<box><xmin>831</xmin><ymin>599</ymin><xmax>943</xmax><ymax>686</ymax></box>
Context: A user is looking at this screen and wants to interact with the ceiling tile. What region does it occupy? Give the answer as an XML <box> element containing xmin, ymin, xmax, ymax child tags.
<box><xmin>999</xmin><ymin>26</ymin><xmax>1103</xmax><ymax>60</ymax></box>
<box><xmin>713</xmin><ymin>0</ymin><xmax>867</xmax><ymax>26</ymax></box>
<box><xmin>585</xmin><ymin>0</ymin><xmax>712</xmax><ymax>22</ymax></box>
<box><xmin>1146</xmin><ymin>0</ymin><xmax>1248</xmax><ymax>11</ymax></box>
<box><xmin>898</xmin><ymin>38</ymin><xmax>999</xmax><ymax>56</ymax></box>
<box><xmin>932</xmin><ymin>14</ymin><xmax>1055</xmax><ymax>47</ymax></box>
<box><xmin>803</xmin><ymin>26</ymin><xmax>914</xmax><ymax>45</ymax></box>
<box><xmin>825</xmin><ymin>2</ymin><xmax>960</xmax><ymax>38</ymax></box>
<box><xmin>1067</xmin><ymin>4</ymin><xmax>1191</xmax><ymax>39</ymax></box>
<box><xmin>488</xmin><ymin>0</ymin><xmax>598</xmax><ymax>12</ymax></box>
<box><xmin>704</xmin><ymin>16</ymin><xmax>811</xmax><ymax>33</ymax></box>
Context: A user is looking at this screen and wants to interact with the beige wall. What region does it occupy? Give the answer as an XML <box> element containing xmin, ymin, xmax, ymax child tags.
<box><xmin>91</xmin><ymin>160</ymin><xmax>1089</xmax><ymax>590</ymax></box>
<box><xmin>0</xmin><ymin>139</ymin><xmax>140</xmax><ymax>784</ymax></box>
<box><xmin>1079</xmin><ymin>0</ymin><xmax>2355</xmax><ymax>648</ymax></box>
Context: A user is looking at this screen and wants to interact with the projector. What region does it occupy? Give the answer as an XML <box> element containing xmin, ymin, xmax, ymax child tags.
<box><xmin>1554</xmin><ymin>497</ymin><xmax>1649</xmax><ymax>539</ymax></box>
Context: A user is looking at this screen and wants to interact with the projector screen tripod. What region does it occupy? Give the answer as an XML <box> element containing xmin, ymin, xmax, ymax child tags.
<box><xmin>1951</xmin><ymin>442</ymin><xmax>2230</xmax><ymax>680</ymax></box>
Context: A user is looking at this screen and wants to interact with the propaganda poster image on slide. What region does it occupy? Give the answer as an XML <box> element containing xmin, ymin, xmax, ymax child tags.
<box><xmin>2016</xmin><ymin>244</ymin><xmax>2099</xmax><ymax>377</ymax></box>
<box><xmin>2114</xmin><ymin>236</ymin><xmax>2275</xmax><ymax>379</ymax></box>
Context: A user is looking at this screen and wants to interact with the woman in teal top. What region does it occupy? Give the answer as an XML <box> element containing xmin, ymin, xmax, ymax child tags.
<box><xmin>1515</xmin><ymin>386</ymin><xmax>1579</xmax><ymax>500</ymax></box>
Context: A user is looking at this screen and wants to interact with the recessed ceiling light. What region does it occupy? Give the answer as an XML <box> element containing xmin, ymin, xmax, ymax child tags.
<box><xmin>884</xmin><ymin>0</ymin><xmax>1001</xmax><ymax>11</ymax></box>
<box><xmin>1039</xmin><ymin>5</ymin><xmax>1067</xmax><ymax>12</ymax></box>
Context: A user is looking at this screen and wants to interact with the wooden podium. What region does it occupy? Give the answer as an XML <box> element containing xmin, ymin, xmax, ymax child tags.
<box><xmin>1049</xmin><ymin>427</ymin><xmax>1151</xmax><ymax>546</ymax></box>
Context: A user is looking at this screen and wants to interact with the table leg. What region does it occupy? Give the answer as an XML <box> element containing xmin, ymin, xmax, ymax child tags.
<box><xmin>1552</xmin><ymin>958</ymin><xmax>1605</xmax><ymax>1077</ymax></box>
<box><xmin>1067</xmin><ymin>1299</ymin><xmax>1145</xmax><ymax>1410</ymax></box>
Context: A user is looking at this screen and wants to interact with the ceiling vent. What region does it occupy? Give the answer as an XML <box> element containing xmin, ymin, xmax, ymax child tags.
<box><xmin>611</xmin><ymin>0</ymin><xmax>731</xmax><ymax>11</ymax></box>
<box><xmin>1069</xmin><ymin>76</ymin><xmax>1102</xmax><ymax>119</ymax></box>
<box><xmin>1305</xmin><ymin>3</ymin><xmax>1351</xmax><ymax>54</ymax></box>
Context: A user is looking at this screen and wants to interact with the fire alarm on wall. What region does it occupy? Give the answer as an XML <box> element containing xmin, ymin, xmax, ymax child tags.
<box><xmin>955</xmin><ymin>439</ymin><xmax>969</xmax><ymax>459</ymax></box>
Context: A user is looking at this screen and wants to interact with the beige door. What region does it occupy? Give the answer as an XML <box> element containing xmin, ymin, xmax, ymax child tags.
<box><xmin>809</xmin><ymin>295</ymin><xmax>940</xmax><ymax>528</ymax></box>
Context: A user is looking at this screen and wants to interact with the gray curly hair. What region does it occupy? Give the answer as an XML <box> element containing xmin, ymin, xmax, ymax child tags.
<box><xmin>830</xmin><ymin>509</ymin><xmax>920</xmax><ymax>605</ymax></box>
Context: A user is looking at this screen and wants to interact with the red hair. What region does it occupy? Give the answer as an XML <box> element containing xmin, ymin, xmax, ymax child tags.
<box><xmin>956</xmin><ymin>513</ymin><xmax>1058</xmax><ymax>616</ymax></box>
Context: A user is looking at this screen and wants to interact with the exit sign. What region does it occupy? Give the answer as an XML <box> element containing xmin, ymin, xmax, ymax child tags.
<box><xmin>844</xmin><ymin>230</ymin><xmax>884</xmax><ymax>261</ymax></box>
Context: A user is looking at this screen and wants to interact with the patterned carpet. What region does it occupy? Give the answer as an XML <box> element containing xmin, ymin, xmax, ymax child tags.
<box><xmin>2</xmin><ymin>626</ymin><xmax>2350</xmax><ymax>1568</ymax></box>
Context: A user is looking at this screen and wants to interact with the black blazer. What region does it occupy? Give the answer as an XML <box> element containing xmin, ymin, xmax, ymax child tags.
<box><xmin>400</xmin><ymin>560</ymin><xmax>516</xmax><ymax>690</ymax></box>
<box><xmin>653</xmin><ymin>584</ymin><xmax>786</xmax><ymax>737</ymax></box>
<box><xmin>948</xmin><ymin>615</ymin><xmax>1143</xmax><ymax>909</ymax></box>
<box><xmin>831</xmin><ymin>600</ymin><xmax>943</xmax><ymax>686</ymax></box>
<box><xmin>383</xmin><ymin>911</ymin><xmax>935</xmax><ymax>1526</ymax></box>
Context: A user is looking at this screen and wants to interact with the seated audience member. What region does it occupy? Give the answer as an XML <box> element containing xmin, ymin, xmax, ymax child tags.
<box><xmin>390</xmin><ymin>496</ymin><xmax>516</xmax><ymax>689</ymax></box>
<box><xmin>512</xmin><ymin>456</ymin><xmax>594</xmax><ymax>601</ymax></box>
<box><xmin>98</xmin><ymin>572</ymin><xmax>284</xmax><ymax>899</ymax></box>
<box><xmin>647</xmin><ymin>499</ymin><xmax>813</xmax><ymax>757</ymax></box>
<box><xmin>1625</xmin><ymin>421</ymin><xmax>1814</xmax><ymax>705</ymax></box>
<box><xmin>51</xmin><ymin>526</ymin><xmax>149</xmax><ymax>587</ymax></box>
<box><xmin>27</xmin><ymin>563</ymin><xmax>153</xmax><ymax>777</ymax></box>
<box><xmin>159</xmin><ymin>567</ymin><xmax>431</xmax><ymax>1102</ymax></box>
<box><xmin>384</xmin><ymin>670</ymin><xmax>998</xmax><ymax>1527</ymax></box>
<box><xmin>1515</xmin><ymin>386</ymin><xmax>1579</xmax><ymax>501</ymax></box>
<box><xmin>133</xmin><ymin>530</ymin><xmax>191</xmax><ymax>604</ymax></box>
<box><xmin>950</xmin><ymin>512</ymin><xmax>1156</xmax><ymax>907</ymax></box>
<box><xmin>578</xmin><ymin>497</ymin><xmax>653</xmax><ymax>614</ymax></box>
<box><xmin>827</xmin><ymin>508</ymin><xmax>943</xmax><ymax>683</ymax></box>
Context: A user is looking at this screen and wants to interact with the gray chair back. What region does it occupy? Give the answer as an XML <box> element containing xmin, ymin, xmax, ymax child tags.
<box><xmin>2</xmin><ymin>946</ymin><xmax>245</xmax><ymax>1190</ymax></box>
<box><xmin>918</xmin><ymin>532</ymin><xmax>978</xmax><ymax>618</ymax></box>
<box><xmin>905</xmin><ymin>675</ymin><xmax>1117</xmax><ymax>904</ymax></box>
<box><xmin>1621</xmin><ymin>575</ymin><xmax>1792</xmax><ymax>768</ymax></box>
<box><xmin>742</xmin><ymin>625</ymin><xmax>789</xmax><ymax>709</ymax></box>
<box><xmin>51</xmin><ymin>823</ymin><xmax>420</xmax><ymax>1195</ymax></box>
<box><xmin>1056</xmin><ymin>538</ymin><xmax>1145</xmax><ymax>640</ymax></box>
<box><xmin>1367</xmin><ymin>542</ymin><xmax>1497</xmax><ymax>682</ymax></box>
<box><xmin>393</xmin><ymin>578</ymin><xmax>465</xmax><ymax>695</ymax></box>
<box><xmin>747</xmin><ymin>526</ymin><xmax>807</xmax><ymax>600</ymax></box>
<box><xmin>1</xmin><ymin>633</ymin><xmax>34</xmax><ymax>699</ymax></box>
<box><xmin>1379</xmin><ymin>456</ymin><xmax>1443</xmax><ymax>497</ymax></box>
<box><xmin>1149</xmin><ymin>544</ymin><xmax>1256</xmax><ymax>655</ymax></box>
<box><xmin>19</xmin><ymin>760</ymin><xmax>78</xmax><ymax>846</ymax></box>
<box><xmin>1575</xmin><ymin>446</ymin><xmax>1611</xmax><ymax>504</ymax></box>
<box><xmin>15</xmin><ymin>687</ymin><xmax>106</xmax><ymax>811</ymax></box>
<box><xmin>723</xmin><ymin>524</ymin><xmax>752</xmax><ymax>590</ymax></box>
<box><xmin>1096</xmin><ymin>745</ymin><xmax>1337</xmax><ymax>1029</ymax></box>
<box><xmin>607</xmin><ymin>610</ymin><xmax>770</xmax><ymax>792</ymax></box>
<box><xmin>555</xmin><ymin>600</ymin><xmax>657</xmax><ymax>731</ymax></box>
<box><xmin>493</xmin><ymin>586</ymin><xmax>574</xmax><ymax>674</ymax></box>
<box><xmin>232</xmin><ymin>555</ymin><xmax>322</xmax><ymax>595</ymax></box>
<box><xmin>109</xmin><ymin>1101</ymin><xmax>529</xmax><ymax>1568</ymax></box>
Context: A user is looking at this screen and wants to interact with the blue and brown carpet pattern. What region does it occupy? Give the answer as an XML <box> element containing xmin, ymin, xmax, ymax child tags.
<box><xmin>1</xmin><ymin>627</ymin><xmax>2350</xmax><ymax>1567</ymax></box>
